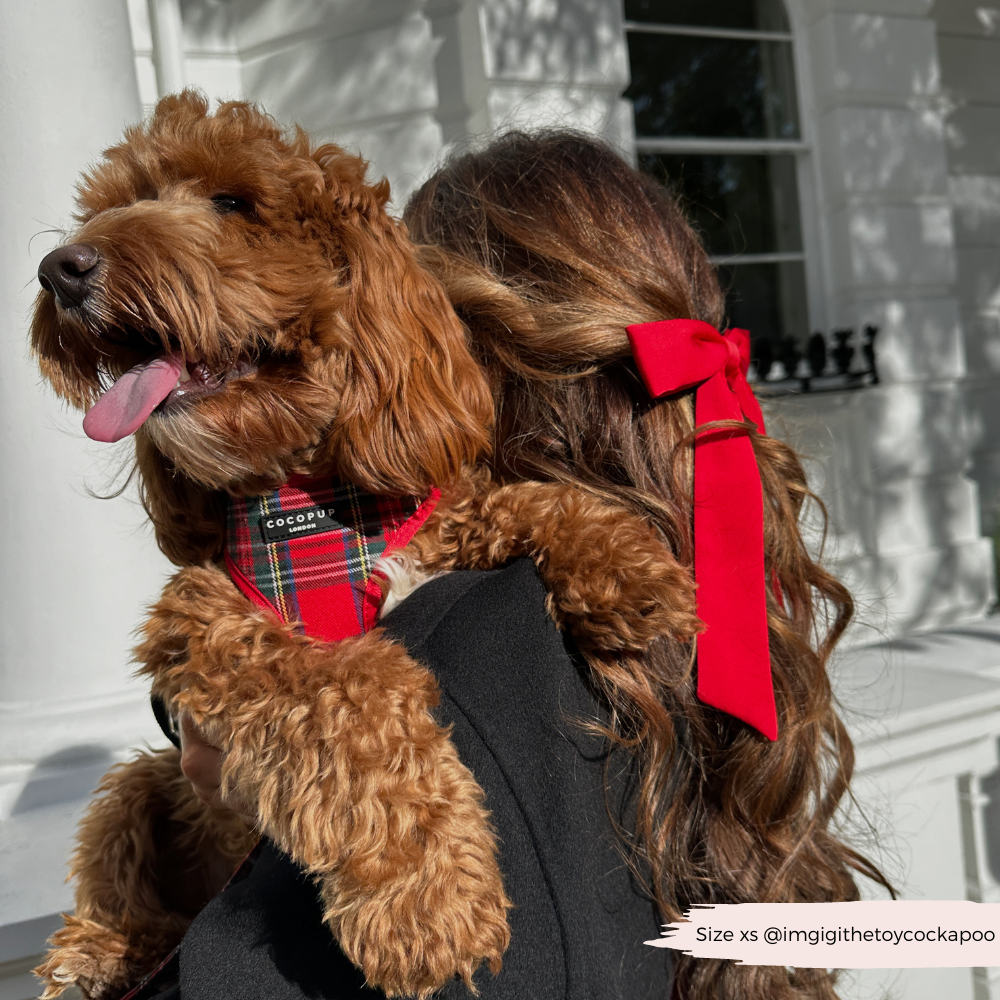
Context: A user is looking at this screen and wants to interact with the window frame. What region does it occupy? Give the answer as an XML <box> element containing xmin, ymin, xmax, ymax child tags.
<box><xmin>623</xmin><ymin>1</ymin><xmax>828</xmax><ymax>340</ymax></box>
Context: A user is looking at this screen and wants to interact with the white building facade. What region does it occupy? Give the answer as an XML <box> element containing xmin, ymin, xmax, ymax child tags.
<box><xmin>123</xmin><ymin>0</ymin><xmax>1000</xmax><ymax>633</ymax></box>
<box><xmin>2</xmin><ymin>1</ymin><xmax>1000</xmax><ymax>998</ymax></box>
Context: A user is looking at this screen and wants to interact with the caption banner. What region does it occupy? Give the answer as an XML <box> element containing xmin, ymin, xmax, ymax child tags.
<box><xmin>646</xmin><ymin>901</ymin><xmax>1000</xmax><ymax>967</ymax></box>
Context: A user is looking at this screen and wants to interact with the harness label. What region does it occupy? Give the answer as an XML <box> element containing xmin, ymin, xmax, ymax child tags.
<box><xmin>259</xmin><ymin>503</ymin><xmax>344</xmax><ymax>543</ymax></box>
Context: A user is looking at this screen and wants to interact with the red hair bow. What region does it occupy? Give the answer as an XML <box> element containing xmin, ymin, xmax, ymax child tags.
<box><xmin>626</xmin><ymin>319</ymin><xmax>777</xmax><ymax>741</ymax></box>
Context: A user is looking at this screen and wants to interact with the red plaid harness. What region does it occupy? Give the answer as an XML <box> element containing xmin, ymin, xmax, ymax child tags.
<box><xmin>224</xmin><ymin>475</ymin><xmax>440</xmax><ymax>642</ymax></box>
<box><xmin>123</xmin><ymin>479</ymin><xmax>440</xmax><ymax>1000</ymax></box>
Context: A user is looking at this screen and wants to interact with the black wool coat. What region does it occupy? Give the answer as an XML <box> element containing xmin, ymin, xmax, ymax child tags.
<box><xmin>156</xmin><ymin>558</ymin><xmax>672</xmax><ymax>999</ymax></box>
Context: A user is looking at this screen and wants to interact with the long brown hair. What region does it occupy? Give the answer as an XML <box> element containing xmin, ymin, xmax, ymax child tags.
<box><xmin>404</xmin><ymin>131</ymin><xmax>889</xmax><ymax>1000</ymax></box>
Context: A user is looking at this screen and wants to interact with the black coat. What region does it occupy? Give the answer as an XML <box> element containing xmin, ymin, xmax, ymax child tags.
<box><xmin>160</xmin><ymin>558</ymin><xmax>672</xmax><ymax>999</ymax></box>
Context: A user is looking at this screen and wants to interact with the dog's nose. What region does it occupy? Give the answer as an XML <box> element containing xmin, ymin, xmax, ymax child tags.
<box><xmin>38</xmin><ymin>243</ymin><xmax>101</xmax><ymax>308</ymax></box>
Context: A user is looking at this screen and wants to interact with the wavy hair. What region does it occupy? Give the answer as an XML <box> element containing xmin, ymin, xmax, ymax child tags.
<box><xmin>404</xmin><ymin>131</ymin><xmax>889</xmax><ymax>1000</ymax></box>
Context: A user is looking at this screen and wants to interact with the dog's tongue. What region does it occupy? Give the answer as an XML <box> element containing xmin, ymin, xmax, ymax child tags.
<box><xmin>83</xmin><ymin>351</ymin><xmax>185</xmax><ymax>443</ymax></box>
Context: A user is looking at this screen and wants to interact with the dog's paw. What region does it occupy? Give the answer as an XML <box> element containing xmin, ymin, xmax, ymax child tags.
<box><xmin>35</xmin><ymin>918</ymin><xmax>132</xmax><ymax>1000</ymax></box>
<box><xmin>134</xmin><ymin>565</ymin><xmax>223</xmax><ymax>687</ymax></box>
<box><xmin>324</xmin><ymin>653</ymin><xmax>512</xmax><ymax>999</ymax></box>
<box><xmin>537</xmin><ymin>502</ymin><xmax>703</xmax><ymax>653</ymax></box>
<box><xmin>319</xmin><ymin>751</ymin><xmax>511</xmax><ymax>998</ymax></box>
<box><xmin>323</xmin><ymin>865</ymin><xmax>510</xmax><ymax>998</ymax></box>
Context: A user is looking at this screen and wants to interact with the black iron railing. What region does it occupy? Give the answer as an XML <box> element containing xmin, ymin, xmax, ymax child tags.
<box><xmin>751</xmin><ymin>325</ymin><xmax>879</xmax><ymax>397</ymax></box>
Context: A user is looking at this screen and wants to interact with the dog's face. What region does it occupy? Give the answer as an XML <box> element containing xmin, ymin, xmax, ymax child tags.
<box><xmin>32</xmin><ymin>93</ymin><xmax>490</xmax><ymax>554</ymax></box>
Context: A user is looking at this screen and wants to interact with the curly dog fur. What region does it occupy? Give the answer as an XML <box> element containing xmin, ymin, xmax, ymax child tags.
<box><xmin>34</xmin><ymin>748</ymin><xmax>257</xmax><ymax>999</ymax></box>
<box><xmin>30</xmin><ymin>92</ymin><xmax>699</xmax><ymax>999</ymax></box>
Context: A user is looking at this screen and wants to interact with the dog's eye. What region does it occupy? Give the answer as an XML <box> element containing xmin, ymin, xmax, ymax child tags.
<box><xmin>211</xmin><ymin>195</ymin><xmax>250</xmax><ymax>215</ymax></box>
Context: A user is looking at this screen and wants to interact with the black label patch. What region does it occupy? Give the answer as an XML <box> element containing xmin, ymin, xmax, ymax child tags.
<box><xmin>259</xmin><ymin>503</ymin><xmax>344</xmax><ymax>543</ymax></box>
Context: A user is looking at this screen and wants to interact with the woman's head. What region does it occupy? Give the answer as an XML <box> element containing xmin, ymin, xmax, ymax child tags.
<box><xmin>404</xmin><ymin>131</ymin><xmax>727</xmax><ymax>557</ymax></box>
<box><xmin>405</xmin><ymin>130</ymin><xmax>724</xmax><ymax>340</ymax></box>
<box><xmin>406</xmin><ymin>131</ymin><xmax>887</xmax><ymax>1000</ymax></box>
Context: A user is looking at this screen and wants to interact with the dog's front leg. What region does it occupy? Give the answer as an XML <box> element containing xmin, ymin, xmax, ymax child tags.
<box><xmin>138</xmin><ymin>564</ymin><xmax>510</xmax><ymax>998</ymax></box>
<box><xmin>35</xmin><ymin>748</ymin><xmax>255</xmax><ymax>1000</ymax></box>
<box><xmin>413</xmin><ymin>475</ymin><xmax>704</xmax><ymax>652</ymax></box>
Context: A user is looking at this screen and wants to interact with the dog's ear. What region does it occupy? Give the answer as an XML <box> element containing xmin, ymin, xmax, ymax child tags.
<box><xmin>135</xmin><ymin>432</ymin><xmax>226</xmax><ymax>565</ymax></box>
<box><xmin>309</xmin><ymin>147</ymin><xmax>493</xmax><ymax>495</ymax></box>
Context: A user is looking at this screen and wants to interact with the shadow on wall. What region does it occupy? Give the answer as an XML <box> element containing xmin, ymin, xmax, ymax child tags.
<box><xmin>769</xmin><ymin>385</ymin><xmax>991</xmax><ymax>639</ymax></box>
<box><xmin>929</xmin><ymin>1</ymin><xmax>1000</xmax><ymax>614</ymax></box>
<box><xmin>9</xmin><ymin>745</ymin><xmax>115</xmax><ymax>815</ymax></box>
<box><xmin>178</xmin><ymin>0</ymin><xmax>629</xmax><ymax>203</ymax></box>
<box><xmin>483</xmin><ymin>0</ymin><xmax>624</xmax><ymax>83</ymax></box>
<box><xmin>180</xmin><ymin>0</ymin><xmax>450</xmax><ymax>203</ymax></box>
<box><xmin>476</xmin><ymin>0</ymin><xmax>630</xmax><ymax>136</ymax></box>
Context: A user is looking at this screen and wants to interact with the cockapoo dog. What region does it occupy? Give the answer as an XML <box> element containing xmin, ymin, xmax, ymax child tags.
<box><xmin>30</xmin><ymin>92</ymin><xmax>699</xmax><ymax>1000</ymax></box>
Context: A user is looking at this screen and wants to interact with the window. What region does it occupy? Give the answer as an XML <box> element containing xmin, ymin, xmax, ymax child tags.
<box><xmin>624</xmin><ymin>0</ymin><xmax>809</xmax><ymax>374</ymax></box>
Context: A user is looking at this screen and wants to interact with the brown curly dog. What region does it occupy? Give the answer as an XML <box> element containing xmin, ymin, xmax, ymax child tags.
<box><xmin>30</xmin><ymin>92</ymin><xmax>700</xmax><ymax>1000</ymax></box>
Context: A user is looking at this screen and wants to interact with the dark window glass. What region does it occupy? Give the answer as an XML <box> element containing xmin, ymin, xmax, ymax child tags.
<box><xmin>624</xmin><ymin>0</ymin><xmax>789</xmax><ymax>32</ymax></box>
<box><xmin>717</xmin><ymin>260</ymin><xmax>809</xmax><ymax>348</ymax></box>
<box><xmin>626</xmin><ymin>34</ymin><xmax>799</xmax><ymax>139</ymax></box>
<box><xmin>638</xmin><ymin>153</ymin><xmax>803</xmax><ymax>256</ymax></box>
<box><xmin>626</xmin><ymin>0</ymin><xmax>808</xmax><ymax>356</ymax></box>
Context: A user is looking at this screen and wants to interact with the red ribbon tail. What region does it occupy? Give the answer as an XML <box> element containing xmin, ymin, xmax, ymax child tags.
<box><xmin>694</xmin><ymin>372</ymin><xmax>778</xmax><ymax>741</ymax></box>
<box><xmin>625</xmin><ymin>319</ymin><xmax>777</xmax><ymax>739</ymax></box>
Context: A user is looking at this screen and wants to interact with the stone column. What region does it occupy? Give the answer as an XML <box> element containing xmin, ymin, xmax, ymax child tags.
<box><xmin>0</xmin><ymin>1</ymin><xmax>169</xmax><ymax>818</ymax></box>
<box><xmin>226</xmin><ymin>0</ymin><xmax>632</xmax><ymax>206</ymax></box>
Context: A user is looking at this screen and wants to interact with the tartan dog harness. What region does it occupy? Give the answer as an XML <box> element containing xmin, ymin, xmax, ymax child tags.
<box><xmin>224</xmin><ymin>475</ymin><xmax>441</xmax><ymax>642</ymax></box>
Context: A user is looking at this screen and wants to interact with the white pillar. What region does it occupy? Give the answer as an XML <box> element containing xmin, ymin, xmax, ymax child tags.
<box><xmin>147</xmin><ymin>0</ymin><xmax>187</xmax><ymax>96</ymax></box>
<box><xmin>0</xmin><ymin>1</ymin><xmax>170</xmax><ymax>812</ymax></box>
<box><xmin>426</xmin><ymin>0</ymin><xmax>491</xmax><ymax>148</ymax></box>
